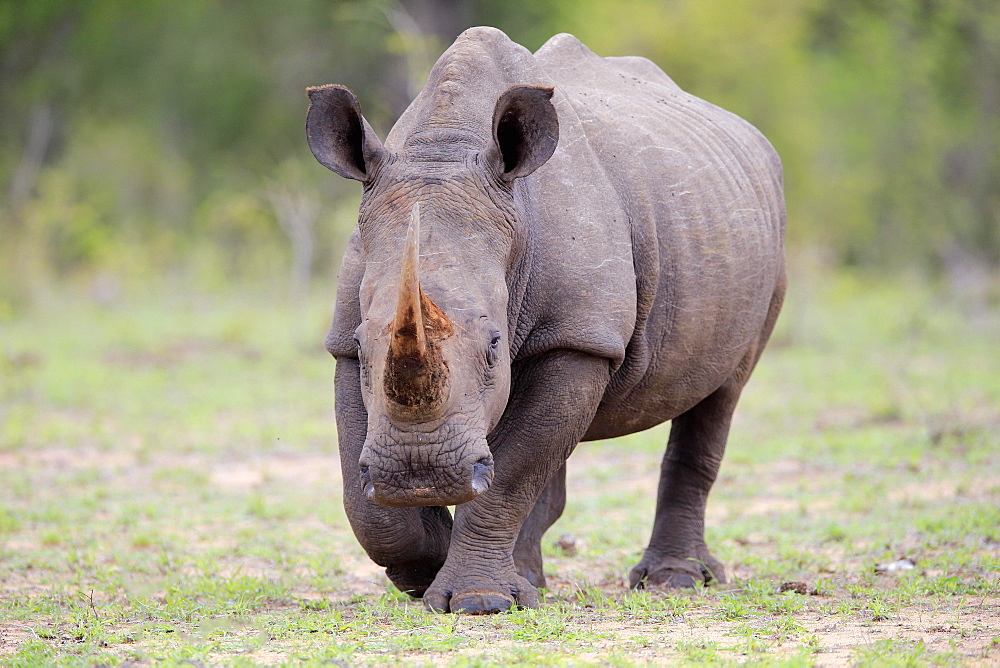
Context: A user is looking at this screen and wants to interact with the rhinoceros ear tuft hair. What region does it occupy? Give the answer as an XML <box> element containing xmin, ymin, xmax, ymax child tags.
<box><xmin>306</xmin><ymin>84</ymin><xmax>385</xmax><ymax>182</ymax></box>
<box><xmin>487</xmin><ymin>85</ymin><xmax>559</xmax><ymax>182</ymax></box>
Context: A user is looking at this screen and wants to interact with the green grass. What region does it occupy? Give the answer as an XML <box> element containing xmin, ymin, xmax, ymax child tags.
<box><xmin>1</xmin><ymin>268</ymin><xmax>999</xmax><ymax>664</ymax></box>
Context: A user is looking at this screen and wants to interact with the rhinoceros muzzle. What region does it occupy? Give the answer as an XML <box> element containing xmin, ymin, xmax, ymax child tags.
<box><xmin>360</xmin><ymin>451</ymin><xmax>494</xmax><ymax>507</ymax></box>
<box><xmin>357</xmin><ymin>202</ymin><xmax>496</xmax><ymax>507</ymax></box>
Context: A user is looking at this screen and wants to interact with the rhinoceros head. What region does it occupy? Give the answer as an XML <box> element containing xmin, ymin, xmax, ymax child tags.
<box><xmin>306</xmin><ymin>83</ymin><xmax>558</xmax><ymax>507</ymax></box>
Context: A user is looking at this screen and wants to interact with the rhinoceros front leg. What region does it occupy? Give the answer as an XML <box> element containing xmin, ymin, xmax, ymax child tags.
<box><xmin>513</xmin><ymin>462</ymin><xmax>566</xmax><ymax>588</ymax></box>
<box><xmin>335</xmin><ymin>359</ymin><xmax>452</xmax><ymax>597</ymax></box>
<box><xmin>629</xmin><ymin>378</ymin><xmax>741</xmax><ymax>589</ymax></box>
<box><xmin>422</xmin><ymin>350</ymin><xmax>611</xmax><ymax>614</ymax></box>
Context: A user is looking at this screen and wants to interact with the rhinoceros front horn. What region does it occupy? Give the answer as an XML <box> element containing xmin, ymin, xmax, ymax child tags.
<box><xmin>384</xmin><ymin>203</ymin><xmax>453</xmax><ymax>414</ymax></box>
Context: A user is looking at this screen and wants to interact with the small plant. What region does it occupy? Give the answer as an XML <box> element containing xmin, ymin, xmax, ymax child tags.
<box><xmin>765</xmin><ymin>613</ymin><xmax>807</xmax><ymax>642</ymax></box>
<box><xmin>675</xmin><ymin>640</ymin><xmax>722</xmax><ymax>662</ymax></box>
<box><xmin>718</xmin><ymin>596</ymin><xmax>754</xmax><ymax>620</ymax></box>
<box><xmin>865</xmin><ymin>596</ymin><xmax>897</xmax><ymax>622</ymax></box>
<box><xmin>854</xmin><ymin>638</ymin><xmax>927</xmax><ymax>665</ymax></box>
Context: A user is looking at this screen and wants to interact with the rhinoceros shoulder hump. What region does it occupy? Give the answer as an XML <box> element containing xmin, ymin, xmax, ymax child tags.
<box><xmin>603</xmin><ymin>56</ymin><xmax>680</xmax><ymax>90</ymax></box>
<box><xmin>534</xmin><ymin>33</ymin><xmax>601</xmax><ymax>67</ymax></box>
<box><xmin>454</xmin><ymin>26</ymin><xmax>514</xmax><ymax>48</ymax></box>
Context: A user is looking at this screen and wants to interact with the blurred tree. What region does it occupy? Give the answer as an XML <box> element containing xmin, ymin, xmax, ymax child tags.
<box><xmin>1</xmin><ymin>0</ymin><xmax>997</xmax><ymax>307</ymax></box>
<box><xmin>268</xmin><ymin>160</ymin><xmax>320</xmax><ymax>302</ymax></box>
<box><xmin>807</xmin><ymin>0</ymin><xmax>1000</xmax><ymax>268</ymax></box>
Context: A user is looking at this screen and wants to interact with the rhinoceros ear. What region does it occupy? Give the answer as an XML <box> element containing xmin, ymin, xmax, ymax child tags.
<box><xmin>306</xmin><ymin>85</ymin><xmax>385</xmax><ymax>182</ymax></box>
<box><xmin>487</xmin><ymin>85</ymin><xmax>559</xmax><ymax>181</ymax></box>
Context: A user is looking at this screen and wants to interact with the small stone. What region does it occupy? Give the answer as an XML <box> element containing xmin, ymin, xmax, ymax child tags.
<box><xmin>778</xmin><ymin>581</ymin><xmax>808</xmax><ymax>595</ymax></box>
<box><xmin>875</xmin><ymin>557</ymin><xmax>916</xmax><ymax>574</ymax></box>
<box><xmin>555</xmin><ymin>533</ymin><xmax>577</xmax><ymax>556</ymax></box>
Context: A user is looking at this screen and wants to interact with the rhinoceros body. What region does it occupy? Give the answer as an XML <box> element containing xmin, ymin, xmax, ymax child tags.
<box><xmin>307</xmin><ymin>28</ymin><xmax>785</xmax><ymax>614</ymax></box>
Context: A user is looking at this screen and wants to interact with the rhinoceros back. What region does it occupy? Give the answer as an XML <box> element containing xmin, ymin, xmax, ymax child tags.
<box><xmin>530</xmin><ymin>34</ymin><xmax>786</xmax><ymax>433</ymax></box>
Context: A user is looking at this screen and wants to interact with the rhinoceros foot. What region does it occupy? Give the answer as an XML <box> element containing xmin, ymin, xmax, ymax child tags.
<box><xmin>514</xmin><ymin>558</ymin><xmax>546</xmax><ymax>589</ymax></box>
<box><xmin>629</xmin><ymin>551</ymin><xmax>727</xmax><ymax>590</ymax></box>
<box><xmin>422</xmin><ymin>563</ymin><xmax>538</xmax><ymax>614</ymax></box>
<box><xmin>385</xmin><ymin>558</ymin><xmax>446</xmax><ymax>598</ymax></box>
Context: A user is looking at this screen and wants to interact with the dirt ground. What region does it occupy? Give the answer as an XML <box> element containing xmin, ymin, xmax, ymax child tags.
<box><xmin>6</xmin><ymin>441</ymin><xmax>997</xmax><ymax>664</ymax></box>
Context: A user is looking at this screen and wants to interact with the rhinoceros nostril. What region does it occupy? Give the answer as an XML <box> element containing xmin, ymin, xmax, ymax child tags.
<box><xmin>359</xmin><ymin>465</ymin><xmax>374</xmax><ymax>500</ymax></box>
<box><xmin>471</xmin><ymin>456</ymin><xmax>494</xmax><ymax>494</ymax></box>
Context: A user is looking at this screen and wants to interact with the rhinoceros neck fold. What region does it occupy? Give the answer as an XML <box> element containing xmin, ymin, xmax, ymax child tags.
<box><xmin>402</xmin><ymin>127</ymin><xmax>489</xmax><ymax>161</ymax></box>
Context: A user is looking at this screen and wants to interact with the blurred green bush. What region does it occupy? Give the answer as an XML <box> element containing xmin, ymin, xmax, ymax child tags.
<box><xmin>1</xmin><ymin>0</ymin><xmax>997</xmax><ymax>308</ymax></box>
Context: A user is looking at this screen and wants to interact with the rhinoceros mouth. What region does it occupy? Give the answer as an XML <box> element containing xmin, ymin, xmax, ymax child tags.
<box><xmin>362</xmin><ymin>454</ymin><xmax>494</xmax><ymax>507</ymax></box>
<box><xmin>368</xmin><ymin>483</ymin><xmax>479</xmax><ymax>508</ymax></box>
<box><xmin>360</xmin><ymin>406</ymin><xmax>494</xmax><ymax>507</ymax></box>
<box><xmin>371</xmin><ymin>484</ymin><xmax>479</xmax><ymax>508</ymax></box>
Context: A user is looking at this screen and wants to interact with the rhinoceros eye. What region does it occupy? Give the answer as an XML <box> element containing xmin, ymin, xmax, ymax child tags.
<box><xmin>486</xmin><ymin>332</ymin><xmax>501</xmax><ymax>367</ymax></box>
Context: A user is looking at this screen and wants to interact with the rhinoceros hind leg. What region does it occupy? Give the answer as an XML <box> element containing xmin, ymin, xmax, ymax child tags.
<box><xmin>512</xmin><ymin>463</ymin><xmax>567</xmax><ymax>588</ymax></box>
<box><xmin>629</xmin><ymin>378</ymin><xmax>741</xmax><ymax>589</ymax></box>
<box><xmin>630</xmin><ymin>274</ymin><xmax>785</xmax><ymax>591</ymax></box>
<box><xmin>629</xmin><ymin>546</ymin><xmax>727</xmax><ymax>590</ymax></box>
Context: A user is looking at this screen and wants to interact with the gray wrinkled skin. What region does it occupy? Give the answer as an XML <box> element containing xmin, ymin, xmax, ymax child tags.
<box><xmin>308</xmin><ymin>28</ymin><xmax>786</xmax><ymax>614</ymax></box>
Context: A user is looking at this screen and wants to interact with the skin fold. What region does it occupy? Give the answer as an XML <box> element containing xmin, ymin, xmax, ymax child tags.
<box><xmin>307</xmin><ymin>27</ymin><xmax>786</xmax><ymax>614</ymax></box>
